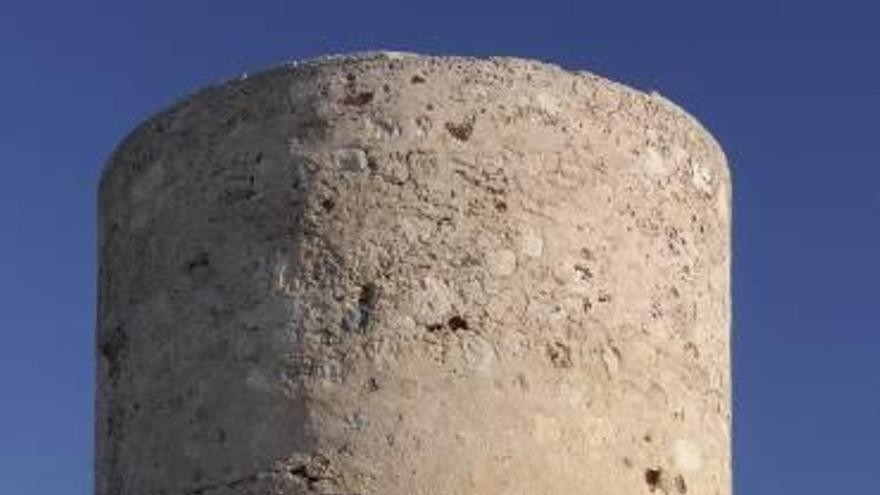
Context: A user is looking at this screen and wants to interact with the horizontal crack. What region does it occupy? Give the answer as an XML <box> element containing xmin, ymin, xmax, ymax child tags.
<box><xmin>180</xmin><ymin>454</ymin><xmax>339</xmax><ymax>495</ymax></box>
<box><xmin>182</xmin><ymin>467</ymin><xmax>278</xmax><ymax>495</ymax></box>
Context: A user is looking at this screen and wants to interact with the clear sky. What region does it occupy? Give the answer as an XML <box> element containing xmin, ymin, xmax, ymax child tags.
<box><xmin>2</xmin><ymin>1</ymin><xmax>878</xmax><ymax>494</ymax></box>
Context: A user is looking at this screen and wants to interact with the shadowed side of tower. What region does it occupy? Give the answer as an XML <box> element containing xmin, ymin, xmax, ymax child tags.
<box><xmin>97</xmin><ymin>52</ymin><xmax>731</xmax><ymax>495</ymax></box>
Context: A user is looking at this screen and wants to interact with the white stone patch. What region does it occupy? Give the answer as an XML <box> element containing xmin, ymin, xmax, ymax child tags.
<box><xmin>412</xmin><ymin>115</ymin><xmax>432</xmax><ymax>139</ymax></box>
<box><xmin>334</xmin><ymin>148</ymin><xmax>368</xmax><ymax>172</ymax></box>
<box><xmin>364</xmin><ymin>116</ymin><xmax>401</xmax><ymax>139</ymax></box>
<box><xmin>672</xmin><ymin>145</ymin><xmax>690</xmax><ymax>164</ymax></box>
<box><xmin>671</xmin><ymin>438</ymin><xmax>704</xmax><ymax>473</ymax></box>
<box><xmin>412</xmin><ymin>276</ymin><xmax>452</xmax><ymax>324</ymax></box>
<box><xmin>641</xmin><ymin>147</ymin><xmax>668</xmax><ymax>177</ymax></box>
<box><xmin>552</xmin><ymin>257</ymin><xmax>575</xmax><ymax>284</ymax></box>
<box><xmin>487</xmin><ymin>249</ymin><xmax>517</xmax><ymax>277</ymax></box>
<box><xmin>275</xmin><ymin>261</ymin><xmax>291</xmax><ymax>294</ymax></box>
<box><xmin>690</xmin><ymin>159</ymin><xmax>713</xmax><ymax>195</ymax></box>
<box><xmin>518</xmin><ymin>227</ymin><xmax>544</xmax><ymax>258</ymax></box>
<box><xmin>552</xmin><ymin>257</ymin><xmax>591</xmax><ymax>295</ymax></box>
<box><xmin>463</xmin><ymin>335</ymin><xmax>497</xmax><ymax>374</ymax></box>
<box><xmin>312</xmin><ymin>360</ymin><xmax>343</xmax><ymax>385</ymax></box>
<box><xmin>534</xmin><ymin>92</ymin><xmax>561</xmax><ymax>115</ymax></box>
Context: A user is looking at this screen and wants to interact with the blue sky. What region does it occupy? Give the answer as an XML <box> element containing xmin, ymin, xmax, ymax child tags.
<box><xmin>2</xmin><ymin>1</ymin><xmax>879</xmax><ymax>494</ymax></box>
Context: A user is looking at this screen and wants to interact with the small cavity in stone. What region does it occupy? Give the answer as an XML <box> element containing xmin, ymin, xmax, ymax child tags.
<box><xmin>343</xmin><ymin>283</ymin><xmax>379</xmax><ymax>333</ymax></box>
<box><xmin>547</xmin><ymin>341</ymin><xmax>573</xmax><ymax>368</ymax></box>
<box><xmin>445</xmin><ymin>118</ymin><xmax>474</xmax><ymax>141</ymax></box>
<box><xmin>334</xmin><ymin>148</ymin><xmax>368</xmax><ymax>172</ymax></box>
<box><xmin>447</xmin><ymin>315</ymin><xmax>468</xmax><ymax>331</ymax></box>
<box><xmin>487</xmin><ymin>249</ymin><xmax>517</xmax><ymax>276</ymax></box>
<box><xmin>366</xmin><ymin>377</ymin><xmax>380</xmax><ymax>392</ymax></box>
<box><xmin>185</xmin><ymin>251</ymin><xmax>210</xmax><ymax>273</ymax></box>
<box><xmin>342</xmin><ymin>91</ymin><xmax>375</xmax><ymax>106</ymax></box>
<box><xmin>426</xmin><ymin>323</ymin><xmax>444</xmax><ymax>332</ymax></box>
<box><xmin>574</xmin><ymin>263</ymin><xmax>593</xmax><ymax>280</ymax></box>
<box><xmin>645</xmin><ymin>468</ymin><xmax>663</xmax><ymax>492</ymax></box>
<box><xmin>675</xmin><ymin>475</ymin><xmax>688</xmax><ymax>494</ymax></box>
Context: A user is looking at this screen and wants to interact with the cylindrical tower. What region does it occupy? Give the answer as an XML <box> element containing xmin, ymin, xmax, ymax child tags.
<box><xmin>97</xmin><ymin>52</ymin><xmax>731</xmax><ymax>495</ymax></box>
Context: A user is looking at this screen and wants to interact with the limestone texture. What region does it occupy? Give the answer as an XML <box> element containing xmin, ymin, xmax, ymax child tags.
<box><xmin>97</xmin><ymin>52</ymin><xmax>731</xmax><ymax>495</ymax></box>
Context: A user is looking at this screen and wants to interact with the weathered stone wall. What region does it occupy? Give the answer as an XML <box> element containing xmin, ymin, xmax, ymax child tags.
<box><xmin>97</xmin><ymin>52</ymin><xmax>731</xmax><ymax>495</ymax></box>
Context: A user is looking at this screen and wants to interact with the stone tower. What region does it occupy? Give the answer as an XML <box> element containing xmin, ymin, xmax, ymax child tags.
<box><xmin>97</xmin><ymin>52</ymin><xmax>731</xmax><ymax>495</ymax></box>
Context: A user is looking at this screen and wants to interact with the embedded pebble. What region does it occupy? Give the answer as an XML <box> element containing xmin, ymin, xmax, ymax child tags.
<box><xmin>334</xmin><ymin>148</ymin><xmax>368</xmax><ymax>172</ymax></box>
<box><xmin>641</xmin><ymin>147</ymin><xmax>667</xmax><ymax>177</ymax></box>
<box><xmin>690</xmin><ymin>159</ymin><xmax>713</xmax><ymax>195</ymax></box>
<box><xmin>412</xmin><ymin>276</ymin><xmax>452</xmax><ymax>324</ymax></box>
<box><xmin>487</xmin><ymin>249</ymin><xmax>517</xmax><ymax>276</ymax></box>
<box><xmin>518</xmin><ymin>228</ymin><xmax>544</xmax><ymax>258</ymax></box>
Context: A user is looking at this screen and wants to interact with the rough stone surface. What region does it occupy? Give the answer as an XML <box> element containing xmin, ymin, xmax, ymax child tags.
<box><xmin>97</xmin><ymin>52</ymin><xmax>731</xmax><ymax>495</ymax></box>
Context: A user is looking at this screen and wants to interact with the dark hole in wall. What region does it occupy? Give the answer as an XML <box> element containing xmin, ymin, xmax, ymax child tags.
<box><xmin>359</xmin><ymin>283</ymin><xmax>379</xmax><ymax>310</ymax></box>
<box><xmin>342</xmin><ymin>91</ymin><xmax>374</xmax><ymax>106</ymax></box>
<box><xmin>574</xmin><ymin>263</ymin><xmax>593</xmax><ymax>280</ymax></box>
<box><xmin>426</xmin><ymin>323</ymin><xmax>444</xmax><ymax>332</ymax></box>
<box><xmin>546</xmin><ymin>341</ymin><xmax>573</xmax><ymax>368</ymax></box>
<box><xmin>645</xmin><ymin>468</ymin><xmax>662</xmax><ymax>492</ymax></box>
<box><xmin>447</xmin><ymin>315</ymin><xmax>468</xmax><ymax>331</ymax></box>
<box><xmin>355</xmin><ymin>283</ymin><xmax>379</xmax><ymax>332</ymax></box>
<box><xmin>445</xmin><ymin>118</ymin><xmax>474</xmax><ymax>141</ymax></box>
<box><xmin>366</xmin><ymin>377</ymin><xmax>380</xmax><ymax>392</ymax></box>
<box><xmin>100</xmin><ymin>325</ymin><xmax>128</xmax><ymax>383</ymax></box>
<box><xmin>185</xmin><ymin>251</ymin><xmax>210</xmax><ymax>272</ymax></box>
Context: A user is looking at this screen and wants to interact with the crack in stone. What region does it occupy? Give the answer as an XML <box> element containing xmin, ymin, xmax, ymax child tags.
<box><xmin>182</xmin><ymin>468</ymin><xmax>275</xmax><ymax>495</ymax></box>
<box><xmin>181</xmin><ymin>455</ymin><xmax>343</xmax><ymax>495</ymax></box>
